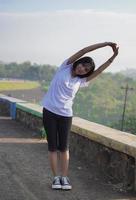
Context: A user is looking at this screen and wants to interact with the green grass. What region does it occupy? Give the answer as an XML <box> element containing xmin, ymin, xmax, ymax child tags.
<box><xmin>0</xmin><ymin>81</ymin><xmax>40</xmax><ymax>91</ymax></box>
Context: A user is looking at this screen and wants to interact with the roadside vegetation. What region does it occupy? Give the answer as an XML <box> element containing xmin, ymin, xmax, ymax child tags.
<box><xmin>0</xmin><ymin>80</ymin><xmax>40</xmax><ymax>91</ymax></box>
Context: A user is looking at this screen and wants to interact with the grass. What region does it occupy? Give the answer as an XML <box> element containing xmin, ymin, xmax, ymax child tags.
<box><xmin>0</xmin><ymin>80</ymin><xmax>40</xmax><ymax>91</ymax></box>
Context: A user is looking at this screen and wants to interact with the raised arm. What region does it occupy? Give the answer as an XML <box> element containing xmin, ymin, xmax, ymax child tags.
<box><xmin>86</xmin><ymin>45</ymin><xmax>119</xmax><ymax>82</ymax></box>
<box><xmin>67</xmin><ymin>42</ymin><xmax>117</xmax><ymax>65</ymax></box>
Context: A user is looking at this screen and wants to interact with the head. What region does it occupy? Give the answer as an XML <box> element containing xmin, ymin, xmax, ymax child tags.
<box><xmin>72</xmin><ymin>56</ymin><xmax>95</xmax><ymax>78</ymax></box>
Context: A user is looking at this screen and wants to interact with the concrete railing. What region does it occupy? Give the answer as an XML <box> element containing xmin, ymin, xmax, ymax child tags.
<box><xmin>0</xmin><ymin>94</ymin><xmax>26</xmax><ymax>119</ymax></box>
<box><xmin>0</xmin><ymin>94</ymin><xmax>136</xmax><ymax>191</ymax></box>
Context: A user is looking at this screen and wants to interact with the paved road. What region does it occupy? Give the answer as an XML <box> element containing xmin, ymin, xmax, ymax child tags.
<box><xmin>0</xmin><ymin>117</ymin><xmax>135</xmax><ymax>200</ymax></box>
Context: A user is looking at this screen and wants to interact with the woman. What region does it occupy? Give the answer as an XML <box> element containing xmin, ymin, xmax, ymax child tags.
<box><xmin>42</xmin><ymin>42</ymin><xmax>119</xmax><ymax>190</ymax></box>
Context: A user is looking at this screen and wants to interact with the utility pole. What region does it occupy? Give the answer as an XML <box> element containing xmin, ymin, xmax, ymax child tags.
<box><xmin>121</xmin><ymin>83</ymin><xmax>134</xmax><ymax>131</ymax></box>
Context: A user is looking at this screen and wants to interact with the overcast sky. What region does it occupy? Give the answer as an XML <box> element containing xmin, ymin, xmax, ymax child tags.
<box><xmin>0</xmin><ymin>0</ymin><xmax>136</xmax><ymax>72</ymax></box>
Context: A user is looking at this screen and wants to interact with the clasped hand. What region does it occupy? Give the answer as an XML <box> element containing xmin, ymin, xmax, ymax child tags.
<box><xmin>106</xmin><ymin>42</ymin><xmax>119</xmax><ymax>56</ymax></box>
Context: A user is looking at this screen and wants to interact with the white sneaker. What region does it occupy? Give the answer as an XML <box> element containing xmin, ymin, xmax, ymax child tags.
<box><xmin>52</xmin><ymin>176</ymin><xmax>62</xmax><ymax>189</ymax></box>
<box><xmin>61</xmin><ymin>176</ymin><xmax>72</xmax><ymax>190</ymax></box>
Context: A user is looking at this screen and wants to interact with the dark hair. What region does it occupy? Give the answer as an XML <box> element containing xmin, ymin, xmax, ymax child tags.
<box><xmin>72</xmin><ymin>56</ymin><xmax>95</xmax><ymax>78</ymax></box>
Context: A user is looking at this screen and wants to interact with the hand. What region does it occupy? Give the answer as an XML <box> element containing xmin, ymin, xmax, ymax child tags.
<box><xmin>108</xmin><ymin>46</ymin><xmax>119</xmax><ymax>63</ymax></box>
<box><xmin>105</xmin><ymin>42</ymin><xmax>117</xmax><ymax>52</ymax></box>
<box><xmin>113</xmin><ymin>46</ymin><xmax>119</xmax><ymax>56</ymax></box>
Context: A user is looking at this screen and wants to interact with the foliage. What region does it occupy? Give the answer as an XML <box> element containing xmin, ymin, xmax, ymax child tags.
<box><xmin>39</xmin><ymin>127</ymin><xmax>47</xmax><ymax>139</ymax></box>
<box><xmin>73</xmin><ymin>73</ymin><xmax>136</xmax><ymax>134</ymax></box>
<box><xmin>112</xmin><ymin>116</ymin><xmax>136</xmax><ymax>135</ymax></box>
<box><xmin>124</xmin><ymin>116</ymin><xmax>136</xmax><ymax>134</ymax></box>
<box><xmin>0</xmin><ymin>61</ymin><xmax>56</xmax><ymax>83</ymax></box>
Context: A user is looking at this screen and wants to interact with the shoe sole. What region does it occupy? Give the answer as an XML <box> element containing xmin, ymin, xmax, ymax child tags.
<box><xmin>52</xmin><ymin>185</ymin><xmax>62</xmax><ymax>190</ymax></box>
<box><xmin>61</xmin><ymin>185</ymin><xmax>72</xmax><ymax>190</ymax></box>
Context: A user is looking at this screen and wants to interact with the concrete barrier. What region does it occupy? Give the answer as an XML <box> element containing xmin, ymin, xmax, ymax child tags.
<box><xmin>0</xmin><ymin>94</ymin><xmax>26</xmax><ymax>119</ymax></box>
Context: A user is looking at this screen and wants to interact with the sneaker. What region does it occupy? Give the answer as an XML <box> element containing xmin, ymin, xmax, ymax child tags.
<box><xmin>61</xmin><ymin>176</ymin><xmax>72</xmax><ymax>190</ymax></box>
<box><xmin>52</xmin><ymin>176</ymin><xmax>62</xmax><ymax>189</ymax></box>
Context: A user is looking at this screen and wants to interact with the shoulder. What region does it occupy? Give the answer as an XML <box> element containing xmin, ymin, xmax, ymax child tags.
<box><xmin>60</xmin><ymin>59</ymin><xmax>72</xmax><ymax>67</ymax></box>
<box><xmin>57</xmin><ymin>59</ymin><xmax>73</xmax><ymax>72</ymax></box>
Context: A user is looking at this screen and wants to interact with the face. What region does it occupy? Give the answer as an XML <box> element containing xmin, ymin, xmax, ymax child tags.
<box><xmin>75</xmin><ymin>63</ymin><xmax>91</xmax><ymax>76</ymax></box>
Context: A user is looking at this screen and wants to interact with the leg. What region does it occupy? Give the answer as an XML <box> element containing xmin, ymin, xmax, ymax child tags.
<box><xmin>58</xmin><ymin>116</ymin><xmax>72</xmax><ymax>190</ymax></box>
<box><xmin>43</xmin><ymin>108</ymin><xmax>58</xmax><ymax>176</ymax></box>
<box><xmin>60</xmin><ymin>150</ymin><xmax>69</xmax><ymax>176</ymax></box>
<box><xmin>49</xmin><ymin>151</ymin><xmax>62</xmax><ymax>189</ymax></box>
<box><xmin>43</xmin><ymin>108</ymin><xmax>62</xmax><ymax>189</ymax></box>
<box><xmin>57</xmin><ymin>116</ymin><xmax>72</xmax><ymax>176</ymax></box>
<box><xmin>60</xmin><ymin>149</ymin><xmax>72</xmax><ymax>190</ymax></box>
<box><xmin>48</xmin><ymin>151</ymin><xmax>58</xmax><ymax>176</ymax></box>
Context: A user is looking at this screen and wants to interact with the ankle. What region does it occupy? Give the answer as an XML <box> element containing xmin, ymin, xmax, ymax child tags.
<box><xmin>61</xmin><ymin>176</ymin><xmax>67</xmax><ymax>178</ymax></box>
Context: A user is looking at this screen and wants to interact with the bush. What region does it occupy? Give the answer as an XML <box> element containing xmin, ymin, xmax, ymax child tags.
<box><xmin>39</xmin><ymin>127</ymin><xmax>47</xmax><ymax>139</ymax></box>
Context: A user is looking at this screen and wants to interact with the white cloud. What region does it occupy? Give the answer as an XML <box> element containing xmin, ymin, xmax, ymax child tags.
<box><xmin>0</xmin><ymin>10</ymin><xmax>136</xmax><ymax>72</ymax></box>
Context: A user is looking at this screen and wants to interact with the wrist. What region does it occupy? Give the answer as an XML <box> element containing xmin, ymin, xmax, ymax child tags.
<box><xmin>104</xmin><ymin>42</ymin><xmax>109</xmax><ymax>46</ymax></box>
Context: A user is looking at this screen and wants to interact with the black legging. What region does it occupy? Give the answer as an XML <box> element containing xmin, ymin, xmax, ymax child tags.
<box><xmin>43</xmin><ymin>107</ymin><xmax>72</xmax><ymax>152</ymax></box>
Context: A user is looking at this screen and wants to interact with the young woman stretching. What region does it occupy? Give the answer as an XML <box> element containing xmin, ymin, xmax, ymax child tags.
<box><xmin>42</xmin><ymin>42</ymin><xmax>119</xmax><ymax>190</ymax></box>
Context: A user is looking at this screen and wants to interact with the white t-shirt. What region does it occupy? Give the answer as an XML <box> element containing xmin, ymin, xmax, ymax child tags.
<box><xmin>41</xmin><ymin>59</ymin><xmax>89</xmax><ymax>116</ymax></box>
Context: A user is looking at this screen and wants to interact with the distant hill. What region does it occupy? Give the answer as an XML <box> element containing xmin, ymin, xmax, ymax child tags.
<box><xmin>119</xmin><ymin>68</ymin><xmax>136</xmax><ymax>80</ymax></box>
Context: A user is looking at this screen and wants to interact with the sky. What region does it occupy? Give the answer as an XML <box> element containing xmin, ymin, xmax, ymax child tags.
<box><xmin>0</xmin><ymin>0</ymin><xmax>136</xmax><ymax>72</ymax></box>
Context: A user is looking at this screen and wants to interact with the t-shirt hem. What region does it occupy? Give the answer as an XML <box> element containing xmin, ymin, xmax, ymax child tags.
<box><xmin>43</xmin><ymin>105</ymin><xmax>73</xmax><ymax>117</ymax></box>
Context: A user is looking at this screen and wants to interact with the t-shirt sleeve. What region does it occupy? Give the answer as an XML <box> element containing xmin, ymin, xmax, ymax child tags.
<box><xmin>80</xmin><ymin>78</ymin><xmax>90</xmax><ymax>88</ymax></box>
<box><xmin>58</xmin><ymin>59</ymin><xmax>72</xmax><ymax>71</ymax></box>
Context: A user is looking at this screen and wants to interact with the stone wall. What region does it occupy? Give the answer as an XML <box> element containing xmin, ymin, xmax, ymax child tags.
<box><xmin>70</xmin><ymin>132</ymin><xmax>135</xmax><ymax>191</ymax></box>
<box><xmin>16</xmin><ymin>108</ymin><xmax>43</xmax><ymax>132</ymax></box>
